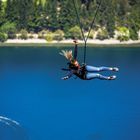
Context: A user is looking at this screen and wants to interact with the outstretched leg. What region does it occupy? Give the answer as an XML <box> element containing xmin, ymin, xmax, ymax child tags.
<box><xmin>86</xmin><ymin>73</ymin><xmax>116</xmax><ymax>80</ymax></box>
<box><xmin>85</xmin><ymin>65</ymin><xmax>119</xmax><ymax>72</ymax></box>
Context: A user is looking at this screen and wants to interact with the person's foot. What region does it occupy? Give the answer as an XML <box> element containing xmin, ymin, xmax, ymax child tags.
<box><xmin>112</xmin><ymin>67</ymin><xmax>119</xmax><ymax>72</ymax></box>
<box><xmin>108</xmin><ymin>75</ymin><xmax>116</xmax><ymax>80</ymax></box>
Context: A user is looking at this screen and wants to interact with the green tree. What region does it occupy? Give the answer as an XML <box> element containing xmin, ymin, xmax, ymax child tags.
<box><xmin>58</xmin><ymin>0</ymin><xmax>78</xmax><ymax>32</ymax></box>
<box><xmin>0</xmin><ymin>22</ymin><xmax>17</xmax><ymax>39</ymax></box>
<box><xmin>45</xmin><ymin>0</ymin><xmax>59</xmax><ymax>31</ymax></box>
<box><xmin>0</xmin><ymin>0</ymin><xmax>4</xmax><ymax>26</ymax></box>
<box><xmin>31</xmin><ymin>0</ymin><xmax>47</xmax><ymax>32</ymax></box>
<box><xmin>5</xmin><ymin>0</ymin><xmax>12</xmax><ymax>21</ymax></box>
<box><xmin>106</xmin><ymin>0</ymin><xmax>115</xmax><ymax>38</ymax></box>
<box><xmin>1</xmin><ymin>0</ymin><xmax>139</xmax><ymax>40</ymax></box>
<box><xmin>19</xmin><ymin>29</ymin><xmax>28</xmax><ymax>40</ymax></box>
<box><xmin>0</xmin><ymin>32</ymin><xmax>8</xmax><ymax>42</ymax></box>
<box><xmin>129</xmin><ymin>28</ymin><xmax>138</xmax><ymax>40</ymax></box>
<box><xmin>53</xmin><ymin>29</ymin><xmax>64</xmax><ymax>41</ymax></box>
<box><xmin>0</xmin><ymin>0</ymin><xmax>2</xmax><ymax>12</ymax></box>
<box><xmin>128</xmin><ymin>0</ymin><xmax>139</xmax><ymax>6</ymax></box>
<box><xmin>80</xmin><ymin>0</ymin><xmax>96</xmax><ymax>31</ymax></box>
<box><xmin>127</xmin><ymin>0</ymin><xmax>140</xmax><ymax>40</ymax></box>
<box><xmin>18</xmin><ymin>0</ymin><xmax>34</xmax><ymax>30</ymax></box>
<box><xmin>116</xmin><ymin>26</ymin><xmax>130</xmax><ymax>41</ymax></box>
<box><xmin>5</xmin><ymin>0</ymin><xmax>19</xmax><ymax>23</ymax></box>
<box><xmin>96</xmin><ymin>28</ymin><xmax>109</xmax><ymax>40</ymax></box>
<box><xmin>66</xmin><ymin>26</ymin><xmax>82</xmax><ymax>39</ymax></box>
<box><xmin>45</xmin><ymin>31</ymin><xmax>53</xmax><ymax>42</ymax></box>
<box><xmin>115</xmin><ymin>0</ymin><xmax>129</xmax><ymax>26</ymax></box>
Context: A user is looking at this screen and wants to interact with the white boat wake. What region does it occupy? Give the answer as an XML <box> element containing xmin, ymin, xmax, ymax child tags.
<box><xmin>0</xmin><ymin>116</ymin><xmax>28</xmax><ymax>140</ymax></box>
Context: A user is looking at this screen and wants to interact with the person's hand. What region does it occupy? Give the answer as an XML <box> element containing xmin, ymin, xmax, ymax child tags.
<box><xmin>61</xmin><ymin>68</ymin><xmax>70</xmax><ymax>71</ymax></box>
<box><xmin>81</xmin><ymin>63</ymin><xmax>86</xmax><ymax>66</ymax></box>
<box><xmin>61</xmin><ymin>76</ymin><xmax>69</xmax><ymax>80</ymax></box>
<box><xmin>73</xmin><ymin>40</ymin><xmax>78</xmax><ymax>44</ymax></box>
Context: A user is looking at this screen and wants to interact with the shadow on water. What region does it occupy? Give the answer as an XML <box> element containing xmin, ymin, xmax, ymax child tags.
<box><xmin>0</xmin><ymin>116</ymin><xmax>28</xmax><ymax>140</ymax></box>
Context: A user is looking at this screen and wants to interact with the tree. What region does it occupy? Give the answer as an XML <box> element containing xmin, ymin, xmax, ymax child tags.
<box><xmin>106</xmin><ymin>0</ymin><xmax>115</xmax><ymax>38</ymax></box>
<box><xmin>0</xmin><ymin>0</ymin><xmax>4</xmax><ymax>26</ymax></box>
<box><xmin>66</xmin><ymin>26</ymin><xmax>82</xmax><ymax>39</ymax></box>
<box><xmin>58</xmin><ymin>0</ymin><xmax>77</xmax><ymax>32</ymax></box>
<box><xmin>18</xmin><ymin>0</ymin><xmax>34</xmax><ymax>30</ymax></box>
<box><xmin>0</xmin><ymin>22</ymin><xmax>17</xmax><ymax>39</ymax></box>
<box><xmin>0</xmin><ymin>0</ymin><xmax>2</xmax><ymax>11</ymax></box>
<box><xmin>5</xmin><ymin>0</ymin><xmax>19</xmax><ymax>23</ymax></box>
<box><xmin>96</xmin><ymin>28</ymin><xmax>109</xmax><ymax>40</ymax></box>
<box><xmin>31</xmin><ymin>0</ymin><xmax>47</xmax><ymax>32</ymax></box>
<box><xmin>129</xmin><ymin>27</ymin><xmax>138</xmax><ymax>40</ymax></box>
<box><xmin>0</xmin><ymin>32</ymin><xmax>8</xmax><ymax>42</ymax></box>
<box><xmin>116</xmin><ymin>26</ymin><xmax>130</xmax><ymax>41</ymax></box>
<box><xmin>127</xmin><ymin>0</ymin><xmax>140</xmax><ymax>40</ymax></box>
<box><xmin>5</xmin><ymin>0</ymin><xmax>12</xmax><ymax>21</ymax></box>
<box><xmin>0</xmin><ymin>0</ymin><xmax>139</xmax><ymax>39</ymax></box>
<box><xmin>80</xmin><ymin>0</ymin><xmax>96</xmax><ymax>31</ymax></box>
<box><xmin>19</xmin><ymin>29</ymin><xmax>28</xmax><ymax>40</ymax></box>
<box><xmin>53</xmin><ymin>29</ymin><xmax>64</xmax><ymax>41</ymax></box>
<box><xmin>115</xmin><ymin>0</ymin><xmax>129</xmax><ymax>26</ymax></box>
<box><xmin>44</xmin><ymin>0</ymin><xmax>59</xmax><ymax>31</ymax></box>
<box><xmin>128</xmin><ymin>0</ymin><xmax>139</xmax><ymax>6</ymax></box>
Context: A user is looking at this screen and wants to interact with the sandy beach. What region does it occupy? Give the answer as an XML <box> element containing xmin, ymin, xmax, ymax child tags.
<box><xmin>4</xmin><ymin>38</ymin><xmax>140</xmax><ymax>45</ymax></box>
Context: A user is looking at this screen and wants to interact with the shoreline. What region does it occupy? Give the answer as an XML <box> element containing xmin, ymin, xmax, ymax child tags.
<box><xmin>0</xmin><ymin>39</ymin><xmax>140</xmax><ymax>47</ymax></box>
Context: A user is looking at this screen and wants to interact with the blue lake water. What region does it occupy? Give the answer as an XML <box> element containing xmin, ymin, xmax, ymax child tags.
<box><xmin>0</xmin><ymin>46</ymin><xmax>140</xmax><ymax>140</ymax></box>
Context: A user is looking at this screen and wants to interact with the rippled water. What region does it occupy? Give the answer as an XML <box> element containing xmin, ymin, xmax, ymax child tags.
<box><xmin>0</xmin><ymin>116</ymin><xmax>27</xmax><ymax>140</ymax></box>
<box><xmin>0</xmin><ymin>46</ymin><xmax>140</xmax><ymax>140</ymax></box>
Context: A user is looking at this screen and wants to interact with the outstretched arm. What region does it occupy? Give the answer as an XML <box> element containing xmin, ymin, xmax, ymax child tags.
<box><xmin>73</xmin><ymin>40</ymin><xmax>78</xmax><ymax>60</ymax></box>
<box><xmin>61</xmin><ymin>71</ymin><xmax>73</xmax><ymax>80</ymax></box>
<box><xmin>61</xmin><ymin>68</ymin><xmax>70</xmax><ymax>71</ymax></box>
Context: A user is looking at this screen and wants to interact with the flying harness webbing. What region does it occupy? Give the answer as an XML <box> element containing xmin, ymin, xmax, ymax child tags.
<box><xmin>72</xmin><ymin>0</ymin><xmax>102</xmax><ymax>64</ymax></box>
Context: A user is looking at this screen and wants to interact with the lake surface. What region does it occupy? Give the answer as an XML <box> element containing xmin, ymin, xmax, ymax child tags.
<box><xmin>0</xmin><ymin>46</ymin><xmax>140</xmax><ymax>140</ymax></box>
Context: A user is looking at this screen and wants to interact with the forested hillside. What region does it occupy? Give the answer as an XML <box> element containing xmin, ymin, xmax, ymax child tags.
<box><xmin>0</xmin><ymin>0</ymin><xmax>140</xmax><ymax>42</ymax></box>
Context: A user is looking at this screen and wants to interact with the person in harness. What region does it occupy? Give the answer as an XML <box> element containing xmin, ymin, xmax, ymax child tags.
<box><xmin>60</xmin><ymin>40</ymin><xmax>119</xmax><ymax>80</ymax></box>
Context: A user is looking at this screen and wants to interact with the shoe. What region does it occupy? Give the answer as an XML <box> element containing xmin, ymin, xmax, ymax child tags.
<box><xmin>112</xmin><ymin>67</ymin><xmax>119</xmax><ymax>72</ymax></box>
<box><xmin>108</xmin><ymin>75</ymin><xmax>116</xmax><ymax>80</ymax></box>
